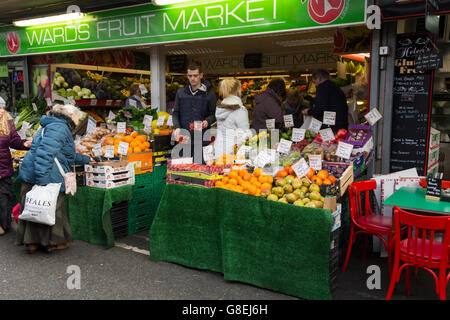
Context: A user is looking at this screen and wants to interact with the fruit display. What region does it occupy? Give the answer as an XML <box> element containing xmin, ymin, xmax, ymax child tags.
<box><xmin>112</xmin><ymin>107</ymin><xmax>158</xmax><ymax>129</ymax></box>
<box><xmin>267</xmin><ymin>176</ymin><xmax>325</xmax><ymax>208</ymax></box>
<box><xmin>344</xmin><ymin>125</ymin><xmax>371</xmax><ymax>147</ymax></box>
<box><xmin>215</xmin><ymin>167</ymin><xmax>273</xmax><ymax>197</ymax></box>
<box><xmin>280</xmin><ymin>129</ymin><xmax>315</xmax><ymax>144</ymax></box>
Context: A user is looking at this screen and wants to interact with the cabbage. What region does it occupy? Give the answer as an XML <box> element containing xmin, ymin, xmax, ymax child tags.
<box><xmin>73</xmin><ymin>85</ymin><xmax>81</xmax><ymax>93</ymax></box>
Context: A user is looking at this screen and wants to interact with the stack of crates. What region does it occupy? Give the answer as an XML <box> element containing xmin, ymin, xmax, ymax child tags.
<box><xmin>110</xmin><ymin>201</ymin><xmax>129</xmax><ymax>239</ymax></box>
<box><xmin>152</xmin><ymin>164</ymin><xmax>167</xmax><ymax>213</ymax></box>
<box><xmin>128</xmin><ymin>173</ymin><xmax>154</xmax><ymax>235</ymax></box>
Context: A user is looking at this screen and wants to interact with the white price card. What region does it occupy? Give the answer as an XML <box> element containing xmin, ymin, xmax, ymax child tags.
<box><xmin>117</xmin><ymin>141</ymin><xmax>129</xmax><ymax>156</ymax></box>
<box><xmin>323</xmin><ymin>111</ymin><xmax>336</xmax><ymax>126</ymax></box>
<box><xmin>32</xmin><ymin>103</ymin><xmax>38</xmax><ymax>112</ymax></box>
<box><xmin>171</xmin><ymin>157</ymin><xmax>193</xmax><ymax>165</ymax></box>
<box><xmin>255</xmin><ymin>151</ymin><xmax>271</xmax><ymax>168</ymax></box>
<box><xmin>123</xmin><ymin>111</ymin><xmax>132</xmax><ymax>119</ymax></box>
<box><xmin>319</xmin><ymin>128</ymin><xmax>335</xmax><ymax>142</ymax></box>
<box><xmin>364</xmin><ymin>108</ymin><xmax>382</xmax><ymax>126</ymax></box>
<box><xmin>266</xmin><ymin>119</ymin><xmax>275</xmax><ymax>130</ymax></box>
<box><xmin>167</xmin><ymin>116</ymin><xmax>173</xmax><ymax>127</ymax></box>
<box><xmin>92</xmin><ymin>143</ymin><xmax>102</xmax><ymax>157</ymax></box>
<box><xmin>237</xmin><ymin>145</ymin><xmax>252</xmax><ymax>156</ymax></box>
<box><xmin>128</xmin><ymin>99</ymin><xmax>137</xmax><ymax>108</ymax></box>
<box><xmin>116</xmin><ymin>122</ymin><xmax>126</xmax><ymax>133</ymax></box>
<box><xmin>336</xmin><ymin>141</ymin><xmax>354</xmax><ymax>160</ymax></box>
<box><xmin>86</xmin><ymin>116</ymin><xmax>97</xmax><ymax>134</ymax></box>
<box><xmin>68</xmin><ymin>96</ymin><xmax>76</xmax><ymax>105</ymax></box>
<box><xmin>144</xmin><ymin>122</ymin><xmax>152</xmax><ymax>131</ymax></box>
<box><xmin>157</xmin><ymin>116</ymin><xmax>166</xmax><ymax>127</ymax></box>
<box><xmin>309</xmin><ymin>155</ymin><xmax>322</xmax><ymax>171</ymax></box>
<box><xmin>46</xmin><ymin>97</ymin><xmax>52</xmax><ymax>107</ymax></box>
<box><xmin>309</xmin><ymin>118</ymin><xmax>322</xmax><ymax>134</ymax></box>
<box><xmin>143</xmin><ymin>115</ymin><xmax>153</xmax><ymax>126</ymax></box>
<box><xmin>291</xmin><ymin>128</ymin><xmax>306</xmax><ymax>142</ymax></box>
<box><xmin>17</xmin><ymin>130</ymin><xmax>26</xmax><ymax>140</ymax></box>
<box><xmin>105</xmin><ymin>100</ymin><xmax>113</xmax><ymax>106</ymax></box>
<box><xmin>22</xmin><ymin>121</ymin><xmax>31</xmax><ymax>131</ymax></box>
<box><xmin>139</xmin><ymin>84</ymin><xmax>148</xmax><ymax>95</ymax></box>
<box><xmin>292</xmin><ymin>158</ymin><xmax>310</xmax><ymax>178</ymax></box>
<box><xmin>108</xmin><ymin>110</ymin><xmax>116</xmax><ymax>120</ymax></box>
<box><xmin>277</xmin><ymin>139</ymin><xmax>293</xmax><ymax>154</ymax></box>
<box><xmin>194</xmin><ymin>120</ymin><xmax>203</xmax><ymax>131</ymax></box>
<box><xmin>203</xmin><ymin>145</ymin><xmax>215</xmax><ymax>162</ymax></box>
<box><xmin>284</xmin><ymin>114</ymin><xmax>294</xmax><ymax>128</ymax></box>
<box><xmin>90</xmin><ymin>99</ymin><xmax>97</xmax><ymax>106</ymax></box>
<box><xmin>104</xmin><ymin>145</ymin><xmax>114</xmax><ymax>158</ymax></box>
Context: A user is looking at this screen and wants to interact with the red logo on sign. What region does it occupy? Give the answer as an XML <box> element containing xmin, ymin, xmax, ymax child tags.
<box><xmin>308</xmin><ymin>0</ymin><xmax>346</xmax><ymax>24</ymax></box>
<box><xmin>6</xmin><ymin>31</ymin><xmax>20</xmax><ymax>54</ymax></box>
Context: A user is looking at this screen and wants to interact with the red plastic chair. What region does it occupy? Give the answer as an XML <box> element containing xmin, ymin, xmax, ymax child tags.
<box><xmin>342</xmin><ymin>180</ymin><xmax>394</xmax><ymax>275</ymax></box>
<box><xmin>386</xmin><ymin>206</ymin><xmax>450</xmax><ymax>300</ymax></box>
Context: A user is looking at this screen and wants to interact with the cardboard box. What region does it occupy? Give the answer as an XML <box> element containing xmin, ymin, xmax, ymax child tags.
<box><xmin>124</xmin><ymin>151</ymin><xmax>153</xmax><ymax>175</ymax></box>
<box><xmin>322</xmin><ymin>162</ymin><xmax>354</xmax><ymax>196</ymax></box>
<box><xmin>86</xmin><ymin>177</ymin><xmax>135</xmax><ymax>189</ymax></box>
<box><xmin>85</xmin><ymin>171</ymin><xmax>132</xmax><ymax>181</ymax></box>
<box><xmin>84</xmin><ymin>161</ymin><xmax>130</xmax><ymax>174</ymax></box>
<box><xmin>429</xmin><ymin>127</ymin><xmax>440</xmax><ymax>150</ymax></box>
<box><xmin>352</xmin><ymin>136</ymin><xmax>374</xmax><ymax>156</ymax></box>
<box><xmin>332</xmin><ymin>203</ymin><xmax>342</xmax><ymax>232</ymax></box>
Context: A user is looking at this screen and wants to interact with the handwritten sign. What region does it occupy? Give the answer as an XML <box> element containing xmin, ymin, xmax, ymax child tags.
<box><xmin>92</xmin><ymin>143</ymin><xmax>102</xmax><ymax>157</ymax></box>
<box><xmin>255</xmin><ymin>150</ymin><xmax>274</xmax><ymax>168</ymax></box>
<box><xmin>203</xmin><ymin>145</ymin><xmax>215</xmax><ymax>162</ymax></box>
<box><xmin>277</xmin><ymin>139</ymin><xmax>292</xmax><ymax>154</ymax></box>
<box><xmin>323</xmin><ymin>111</ymin><xmax>336</xmax><ymax>126</ymax></box>
<box><xmin>46</xmin><ymin>97</ymin><xmax>52</xmax><ymax>107</ymax></box>
<box><xmin>167</xmin><ymin>116</ymin><xmax>173</xmax><ymax>127</ymax></box>
<box><xmin>319</xmin><ymin>128</ymin><xmax>334</xmax><ymax>142</ymax></box>
<box><xmin>426</xmin><ymin>172</ymin><xmax>443</xmax><ymax>200</ymax></box>
<box><xmin>266</xmin><ymin>119</ymin><xmax>275</xmax><ymax>130</ymax></box>
<box><xmin>116</xmin><ymin>122</ymin><xmax>126</xmax><ymax>133</ymax></box>
<box><xmin>309</xmin><ymin>118</ymin><xmax>322</xmax><ymax>134</ymax></box>
<box><xmin>117</xmin><ymin>141</ymin><xmax>129</xmax><ymax>156</ymax></box>
<box><xmin>104</xmin><ymin>146</ymin><xmax>114</xmax><ymax>158</ymax></box>
<box><xmin>108</xmin><ymin>111</ymin><xmax>116</xmax><ymax>120</ymax></box>
<box><xmin>292</xmin><ymin>158</ymin><xmax>310</xmax><ymax>178</ymax></box>
<box><xmin>336</xmin><ymin>141</ymin><xmax>354</xmax><ymax>160</ymax></box>
<box><xmin>309</xmin><ymin>155</ymin><xmax>322</xmax><ymax>171</ymax></box>
<box><xmin>364</xmin><ymin>108</ymin><xmax>382</xmax><ymax>126</ymax></box>
<box><xmin>86</xmin><ymin>116</ymin><xmax>97</xmax><ymax>134</ymax></box>
<box><xmin>284</xmin><ymin>114</ymin><xmax>294</xmax><ymax>128</ymax></box>
<box><xmin>32</xmin><ymin>103</ymin><xmax>38</xmax><ymax>112</ymax></box>
<box><xmin>139</xmin><ymin>84</ymin><xmax>148</xmax><ymax>95</ymax></box>
<box><xmin>291</xmin><ymin>128</ymin><xmax>306</xmax><ymax>142</ymax></box>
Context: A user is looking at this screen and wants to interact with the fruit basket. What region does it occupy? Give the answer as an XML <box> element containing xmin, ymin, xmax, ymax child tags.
<box><xmin>344</xmin><ymin>125</ymin><xmax>372</xmax><ymax>147</ymax></box>
<box><xmin>321</xmin><ymin>161</ymin><xmax>354</xmax><ymax>197</ymax></box>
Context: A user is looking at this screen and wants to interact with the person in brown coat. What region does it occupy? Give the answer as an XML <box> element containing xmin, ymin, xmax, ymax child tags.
<box><xmin>251</xmin><ymin>78</ymin><xmax>286</xmax><ymax>131</ymax></box>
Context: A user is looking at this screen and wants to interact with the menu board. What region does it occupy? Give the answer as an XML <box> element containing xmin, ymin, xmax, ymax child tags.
<box><xmin>414</xmin><ymin>50</ymin><xmax>442</xmax><ymax>71</ymax></box>
<box><xmin>390</xmin><ymin>33</ymin><xmax>434</xmax><ymax>176</ymax></box>
<box><xmin>167</xmin><ymin>55</ymin><xmax>187</xmax><ymax>73</ymax></box>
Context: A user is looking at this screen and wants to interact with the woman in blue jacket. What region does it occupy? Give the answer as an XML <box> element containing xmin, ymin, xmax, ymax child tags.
<box><xmin>16</xmin><ymin>104</ymin><xmax>91</xmax><ymax>253</ymax></box>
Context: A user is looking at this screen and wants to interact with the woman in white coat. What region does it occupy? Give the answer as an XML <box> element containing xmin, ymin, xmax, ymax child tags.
<box><xmin>214</xmin><ymin>79</ymin><xmax>250</xmax><ymax>159</ymax></box>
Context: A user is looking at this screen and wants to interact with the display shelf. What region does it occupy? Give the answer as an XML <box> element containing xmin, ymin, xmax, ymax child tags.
<box><xmin>75</xmin><ymin>99</ymin><xmax>151</xmax><ymax>108</ymax></box>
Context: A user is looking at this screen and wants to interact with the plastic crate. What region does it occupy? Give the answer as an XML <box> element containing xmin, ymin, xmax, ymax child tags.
<box><xmin>128</xmin><ymin>198</ymin><xmax>153</xmax><ymax>215</ymax></box>
<box><xmin>134</xmin><ymin>172</ymin><xmax>153</xmax><ymax>187</ymax></box>
<box><xmin>131</xmin><ymin>184</ymin><xmax>153</xmax><ymax>202</ymax></box>
<box><xmin>128</xmin><ymin>216</ymin><xmax>153</xmax><ymax>235</ymax></box>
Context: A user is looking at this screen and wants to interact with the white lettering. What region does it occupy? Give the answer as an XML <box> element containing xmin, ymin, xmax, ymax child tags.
<box><xmin>366</xmin><ymin>265</ymin><xmax>381</xmax><ymax>290</ymax></box>
<box><xmin>273</xmin><ymin>0</ymin><xmax>277</xmax><ymax>19</ymax></box>
<box><xmin>163</xmin><ymin>11</ymin><xmax>185</xmax><ymax>32</ymax></box>
<box><xmin>78</xmin><ymin>24</ymin><xmax>90</xmax><ymax>41</ymax></box>
<box><xmin>366</xmin><ymin>5</ymin><xmax>381</xmax><ymax>30</ymax></box>
<box><xmin>108</xmin><ymin>19</ymin><xmax>122</xmax><ymax>38</ymax></box>
<box><xmin>205</xmin><ymin>5</ymin><xmax>224</xmax><ymax>27</ymax></box>
<box><xmin>52</xmin><ymin>27</ymin><xmax>64</xmax><ymax>44</ymax></box>
<box><xmin>43</xmin><ymin>28</ymin><xmax>54</xmax><ymax>44</ymax></box>
<box><xmin>96</xmin><ymin>21</ymin><xmax>108</xmax><ymax>39</ymax></box>
<box><xmin>247</xmin><ymin>0</ymin><xmax>265</xmax><ymax>23</ymax></box>
<box><xmin>187</xmin><ymin>8</ymin><xmax>205</xmax><ymax>29</ymax></box>
<box><xmin>226</xmin><ymin>1</ymin><xmax>245</xmax><ymax>24</ymax></box>
<box><xmin>26</xmin><ymin>30</ymin><xmax>43</xmax><ymax>46</ymax></box>
<box><xmin>123</xmin><ymin>17</ymin><xmax>137</xmax><ymax>36</ymax></box>
<box><xmin>140</xmin><ymin>15</ymin><xmax>155</xmax><ymax>34</ymax></box>
<box><xmin>66</xmin><ymin>265</ymin><xmax>81</xmax><ymax>290</ymax></box>
<box><xmin>65</xmin><ymin>25</ymin><xmax>77</xmax><ymax>42</ymax></box>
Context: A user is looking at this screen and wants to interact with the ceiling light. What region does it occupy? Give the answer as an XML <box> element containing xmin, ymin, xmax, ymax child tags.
<box><xmin>153</xmin><ymin>0</ymin><xmax>196</xmax><ymax>5</ymax></box>
<box><xmin>13</xmin><ymin>5</ymin><xmax>85</xmax><ymax>27</ymax></box>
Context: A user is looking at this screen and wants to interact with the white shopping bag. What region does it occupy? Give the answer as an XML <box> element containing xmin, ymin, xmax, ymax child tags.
<box><xmin>19</xmin><ymin>183</ymin><xmax>61</xmax><ymax>226</ymax></box>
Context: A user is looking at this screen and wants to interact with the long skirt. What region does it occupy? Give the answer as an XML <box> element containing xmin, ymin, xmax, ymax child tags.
<box><xmin>15</xmin><ymin>181</ymin><xmax>72</xmax><ymax>247</ymax></box>
<box><xmin>0</xmin><ymin>177</ymin><xmax>13</xmax><ymax>231</ymax></box>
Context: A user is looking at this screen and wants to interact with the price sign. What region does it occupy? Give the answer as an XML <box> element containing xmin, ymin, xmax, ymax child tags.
<box><xmin>167</xmin><ymin>116</ymin><xmax>173</xmax><ymax>127</ymax></box>
<box><xmin>68</xmin><ymin>96</ymin><xmax>76</xmax><ymax>105</ymax></box>
<box><xmin>284</xmin><ymin>114</ymin><xmax>294</xmax><ymax>128</ymax></box>
<box><xmin>123</xmin><ymin>111</ymin><xmax>132</xmax><ymax>119</ymax></box>
<box><xmin>22</xmin><ymin>121</ymin><xmax>31</xmax><ymax>131</ymax></box>
<box><xmin>255</xmin><ymin>150</ymin><xmax>272</xmax><ymax>168</ymax></box>
<box><xmin>309</xmin><ymin>155</ymin><xmax>322</xmax><ymax>171</ymax></box>
<box><xmin>46</xmin><ymin>98</ymin><xmax>52</xmax><ymax>107</ymax></box>
<box><xmin>105</xmin><ymin>100</ymin><xmax>113</xmax><ymax>106</ymax></box>
<box><xmin>194</xmin><ymin>120</ymin><xmax>203</xmax><ymax>131</ymax></box>
<box><xmin>336</xmin><ymin>141</ymin><xmax>354</xmax><ymax>160</ymax></box>
<box><xmin>277</xmin><ymin>139</ymin><xmax>293</xmax><ymax>154</ymax></box>
<box><xmin>364</xmin><ymin>108</ymin><xmax>382</xmax><ymax>126</ymax></box>
<box><xmin>157</xmin><ymin>116</ymin><xmax>166</xmax><ymax>127</ymax></box>
<box><xmin>104</xmin><ymin>145</ymin><xmax>114</xmax><ymax>158</ymax></box>
<box><xmin>108</xmin><ymin>111</ymin><xmax>116</xmax><ymax>120</ymax></box>
<box><xmin>203</xmin><ymin>145</ymin><xmax>215</xmax><ymax>162</ymax></box>
<box><xmin>139</xmin><ymin>84</ymin><xmax>148</xmax><ymax>95</ymax></box>
<box><xmin>17</xmin><ymin>130</ymin><xmax>26</xmax><ymax>139</ymax></box>
<box><xmin>90</xmin><ymin>99</ymin><xmax>97</xmax><ymax>106</ymax></box>
<box><xmin>266</xmin><ymin>119</ymin><xmax>275</xmax><ymax>130</ymax></box>
<box><xmin>128</xmin><ymin>99</ymin><xmax>137</xmax><ymax>108</ymax></box>
<box><xmin>319</xmin><ymin>128</ymin><xmax>334</xmax><ymax>142</ymax></box>
<box><xmin>292</xmin><ymin>158</ymin><xmax>310</xmax><ymax>178</ymax></box>
<box><xmin>309</xmin><ymin>118</ymin><xmax>322</xmax><ymax>134</ymax></box>
<box><xmin>32</xmin><ymin>103</ymin><xmax>38</xmax><ymax>112</ymax></box>
<box><xmin>143</xmin><ymin>115</ymin><xmax>153</xmax><ymax>126</ymax></box>
<box><xmin>291</xmin><ymin>128</ymin><xmax>306</xmax><ymax>142</ymax></box>
<box><xmin>86</xmin><ymin>116</ymin><xmax>97</xmax><ymax>134</ymax></box>
<box><xmin>237</xmin><ymin>145</ymin><xmax>252</xmax><ymax>156</ymax></box>
<box><xmin>116</xmin><ymin>122</ymin><xmax>126</xmax><ymax>133</ymax></box>
<box><xmin>323</xmin><ymin>111</ymin><xmax>336</xmax><ymax>126</ymax></box>
<box><xmin>92</xmin><ymin>143</ymin><xmax>102</xmax><ymax>157</ymax></box>
<box><xmin>118</xmin><ymin>141</ymin><xmax>129</xmax><ymax>156</ymax></box>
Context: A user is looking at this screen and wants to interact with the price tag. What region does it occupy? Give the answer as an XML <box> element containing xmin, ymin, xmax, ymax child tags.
<box><xmin>139</xmin><ymin>84</ymin><xmax>148</xmax><ymax>95</ymax></box>
<box><xmin>105</xmin><ymin>100</ymin><xmax>113</xmax><ymax>106</ymax></box>
<box><xmin>86</xmin><ymin>116</ymin><xmax>97</xmax><ymax>134</ymax></box>
<box><xmin>104</xmin><ymin>145</ymin><xmax>114</xmax><ymax>158</ymax></box>
<box><xmin>157</xmin><ymin>116</ymin><xmax>166</xmax><ymax>127</ymax></box>
<box><xmin>309</xmin><ymin>155</ymin><xmax>322</xmax><ymax>171</ymax></box>
<box><xmin>92</xmin><ymin>143</ymin><xmax>102</xmax><ymax>157</ymax></box>
<box><xmin>336</xmin><ymin>141</ymin><xmax>354</xmax><ymax>160</ymax></box>
<box><xmin>128</xmin><ymin>99</ymin><xmax>137</xmax><ymax>108</ymax></box>
<box><xmin>108</xmin><ymin>111</ymin><xmax>116</xmax><ymax>120</ymax></box>
<box><xmin>319</xmin><ymin>128</ymin><xmax>335</xmax><ymax>142</ymax></box>
<box><xmin>22</xmin><ymin>121</ymin><xmax>31</xmax><ymax>131</ymax></box>
<box><xmin>266</xmin><ymin>119</ymin><xmax>275</xmax><ymax>130</ymax></box>
<box><xmin>309</xmin><ymin>118</ymin><xmax>322</xmax><ymax>134</ymax></box>
<box><xmin>203</xmin><ymin>145</ymin><xmax>215</xmax><ymax>162</ymax></box>
<box><xmin>32</xmin><ymin>103</ymin><xmax>38</xmax><ymax>112</ymax></box>
<box><xmin>14</xmin><ymin>117</ymin><xmax>19</xmax><ymax>125</ymax></box>
<box><xmin>364</xmin><ymin>108</ymin><xmax>382</xmax><ymax>126</ymax></box>
<box><xmin>194</xmin><ymin>120</ymin><xmax>203</xmax><ymax>131</ymax></box>
<box><xmin>46</xmin><ymin>98</ymin><xmax>52</xmax><ymax>107</ymax></box>
<box><xmin>171</xmin><ymin>157</ymin><xmax>193</xmax><ymax>165</ymax></box>
<box><xmin>144</xmin><ymin>122</ymin><xmax>152</xmax><ymax>131</ymax></box>
<box><xmin>116</xmin><ymin>122</ymin><xmax>126</xmax><ymax>133</ymax></box>
<box><xmin>323</xmin><ymin>111</ymin><xmax>336</xmax><ymax>126</ymax></box>
<box><xmin>143</xmin><ymin>115</ymin><xmax>153</xmax><ymax>126</ymax></box>
<box><xmin>90</xmin><ymin>99</ymin><xmax>97</xmax><ymax>106</ymax></box>
<box><xmin>277</xmin><ymin>139</ymin><xmax>293</xmax><ymax>154</ymax></box>
<box><xmin>292</xmin><ymin>158</ymin><xmax>310</xmax><ymax>178</ymax></box>
<box><xmin>254</xmin><ymin>149</ymin><xmax>276</xmax><ymax>168</ymax></box>
<box><xmin>167</xmin><ymin>116</ymin><xmax>173</xmax><ymax>127</ymax></box>
<box><xmin>123</xmin><ymin>111</ymin><xmax>132</xmax><ymax>119</ymax></box>
<box><xmin>291</xmin><ymin>128</ymin><xmax>306</xmax><ymax>142</ymax></box>
<box><xmin>118</xmin><ymin>141</ymin><xmax>129</xmax><ymax>156</ymax></box>
<box><xmin>18</xmin><ymin>130</ymin><xmax>26</xmax><ymax>139</ymax></box>
<box><xmin>284</xmin><ymin>114</ymin><xmax>294</xmax><ymax>128</ymax></box>
<box><xmin>68</xmin><ymin>96</ymin><xmax>76</xmax><ymax>105</ymax></box>
<box><xmin>237</xmin><ymin>145</ymin><xmax>252</xmax><ymax>156</ymax></box>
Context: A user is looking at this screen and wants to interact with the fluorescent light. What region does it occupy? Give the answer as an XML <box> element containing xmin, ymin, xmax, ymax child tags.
<box><xmin>13</xmin><ymin>12</ymin><xmax>85</xmax><ymax>27</ymax></box>
<box><xmin>153</xmin><ymin>0</ymin><xmax>196</xmax><ymax>5</ymax></box>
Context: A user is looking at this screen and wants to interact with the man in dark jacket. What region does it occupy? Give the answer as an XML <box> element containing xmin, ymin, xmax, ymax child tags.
<box><xmin>172</xmin><ymin>64</ymin><xmax>217</xmax><ymax>163</ymax></box>
<box><xmin>302</xmin><ymin>69</ymin><xmax>348</xmax><ymax>133</ymax></box>
<box><xmin>251</xmin><ymin>78</ymin><xmax>286</xmax><ymax>131</ymax></box>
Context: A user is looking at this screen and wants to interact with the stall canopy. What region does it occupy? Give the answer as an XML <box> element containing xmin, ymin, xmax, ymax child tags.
<box><xmin>0</xmin><ymin>0</ymin><xmax>367</xmax><ymax>57</ymax></box>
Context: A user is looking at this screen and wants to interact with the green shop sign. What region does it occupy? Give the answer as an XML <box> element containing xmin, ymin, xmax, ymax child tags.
<box><xmin>0</xmin><ymin>0</ymin><xmax>367</xmax><ymax>57</ymax></box>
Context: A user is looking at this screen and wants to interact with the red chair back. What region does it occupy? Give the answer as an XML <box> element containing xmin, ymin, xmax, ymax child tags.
<box><xmin>348</xmin><ymin>180</ymin><xmax>377</xmax><ymax>222</ymax></box>
<box><xmin>393</xmin><ymin>206</ymin><xmax>450</xmax><ymax>268</ymax></box>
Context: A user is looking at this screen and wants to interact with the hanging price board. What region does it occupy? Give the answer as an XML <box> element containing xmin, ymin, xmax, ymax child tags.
<box><xmin>104</xmin><ymin>146</ymin><xmax>114</xmax><ymax>158</ymax></box>
<box><xmin>266</xmin><ymin>119</ymin><xmax>275</xmax><ymax>130</ymax></box>
<box><xmin>308</xmin><ymin>155</ymin><xmax>322</xmax><ymax>171</ymax></box>
<box><xmin>284</xmin><ymin>114</ymin><xmax>294</xmax><ymax>128</ymax></box>
<box><xmin>319</xmin><ymin>128</ymin><xmax>334</xmax><ymax>142</ymax></box>
<box><xmin>117</xmin><ymin>141</ymin><xmax>129</xmax><ymax>156</ymax></box>
<box><xmin>309</xmin><ymin>118</ymin><xmax>322</xmax><ymax>134</ymax></box>
<box><xmin>116</xmin><ymin>122</ymin><xmax>126</xmax><ymax>133</ymax></box>
<box><xmin>364</xmin><ymin>108</ymin><xmax>382</xmax><ymax>126</ymax></box>
<box><xmin>336</xmin><ymin>141</ymin><xmax>354</xmax><ymax>160</ymax></box>
<box><xmin>323</xmin><ymin>111</ymin><xmax>336</xmax><ymax>126</ymax></box>
<box><xmin>277</xmin><ymin>139</ymin><xmax>293</xmax><ymax>154</ymax></box>
<box><xmin>203</xmin><ymin>145</ymin><xmax>215</xmax><ymax>162</ymax></box>
<box><xmin>22</xmin><ymin>121</ymin><xmax>31</xmax><ymax>131</ymax></box>
<box><xmin>292</xmin><ymin>158</ymin><xmax>310</xmax><ymax>178</ymax></box>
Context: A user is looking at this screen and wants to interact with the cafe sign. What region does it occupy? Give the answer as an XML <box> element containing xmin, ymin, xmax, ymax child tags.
<box><xmin>0</xmin><ymin>0</ymin><xmax>367</xmax><ymax>57</ymax></box>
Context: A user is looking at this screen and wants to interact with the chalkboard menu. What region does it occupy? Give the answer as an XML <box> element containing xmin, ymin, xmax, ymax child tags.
<box><xmin>390</xmin><ymin>33</ymin><xmax>434</xmax><ymax>176</ymax></box>
<box><xmin>415</xmin><ymin>50</ymin><xmax>443</xmax><ymax>71</ymax></box>
<box><xmin>426</xmin><ymin>173</ymin><xmax>442</xmax><ymax>200</ymax></box>
<box><xmin>243</xmin><ymin>53</ymin><xmax>262</xmax><ymax>69</ymax></box>
<box><xmin>167</xmin><ymin>55</ymin><xmax>187</xmax><ymax>73</ymax></box>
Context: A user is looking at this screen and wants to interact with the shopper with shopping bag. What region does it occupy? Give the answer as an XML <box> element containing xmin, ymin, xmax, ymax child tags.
<box><xmin>0</xmin><ymin>98</ymin><xmax>31</xmax><ymax>236</ymax></box>
<box><xmin>16</xmin><ymin>104</ymin><xmax>91</xmax><ymax>253</ymax></box>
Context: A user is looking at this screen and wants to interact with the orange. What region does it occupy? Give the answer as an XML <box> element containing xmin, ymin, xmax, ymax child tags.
<box><xmin>261</xmin><ymin>183</ymin><xmax>272</xmax><ymax>190</ymax></box>
<box><xmin>323</xmin><ymin>179</ymin><xmax>332</xmax><ymax>185</ymax></box>
<box><xmin>127</xmin><ymin>147</ymin><xmax>133</xmax><ymax>154</ymax></box>
<box><xmin>215</xmin><ymin>181</ymin><xmax>224</xmax><ymax>187</ymax></box>
<box><xmin>239</xmin><ymin>169</ymin><xmax>249</xmax><ymax>177</ymax></box>
<box><xmin>306</xmin><ymin>168</ymin><xmax>315</xmax><ymax>180</ymax></box>
<box><xmin>253</xmin><ymin>181</ymin><xmax>262</xmax><ymax>189</ymax></box>
<box><xmin>136</xmin><ymin>135</ymin><xmax>147</xmax><ymax>142</ymax></box>
<box><xmin>317</xmin><ymin>170</ymin><xmax>329</xmax><ymax>180</ymax></box>
<box><xmin>237</xmin><ymin>177</ymin><xmax>244</xmax><ymax>186</ymax></box>
<box><xmin>250</xmin><ymin>176</ymin><xmax>258</xmax><ymax>184</ymax></box>
<box><xmin>222</xmin><ymin>177</ymin><xmax>229</xmax><ymax>184</ymax></box>
<box><xmin>134</xmin><ymin>146</ymin><xmax>142</xmax><ymax>153</ymax></box>
<box><xmin>228</xmin><ymin>170</ymin><xmax>239</xmax><ymax>180</ymax></box>
<box><xmin>254</xmin><ymin>189</ymin><xmax>261</xmax><ymax>197</ymax></box>
<box><xmin>312</xmin><ymin>176</ymin><xmax>323</xmax><ymax>186</ymax></box>
<box><xmin>285</xmin><ymin>166</ymin><xmax>294</xmax><ymax>176</ymax></box>
<box><xmin>248</xmin><ymin>185</ymin><xmax>257</xmax><ymax>196</ymax></box>
<box><xmin>131</xmin><ymin>131</ymin><xmax>138</xmax><ymax>138</ymax></box>
<box><xmin>130</xmin><ymin>140</ymin><xmax>138</xmax><ymax>148</ymax></box>
<box><xmin>265</xmin><ymin>175</ymin><xmax>274</xmax><ymax>184</ymax></box>
<box><xmin>229</xmin><ymin>178</ymin><xmax>238</xmax><ymax>186</ymax></box>
<box><xmin>328</xmin><ymin>175</ymin><xmax>337</xmax><ymax>183</ymax></box>
<box><xmin>253</xmin><ymin>168</ymin><xmax>262</xmax><ymax>178</ymax></box>
<box><xmin>243</xmin><ymin>173</ymin><xmax>252</xmax><ymax>181</ymax></box>
<box><xmin>276</xmin><ymin>170</ymin><xmax>288</xmax><ymax>178</ymax></box>
<box><xmin>114</xmin><ymin>139</ymin><xmax>121</xmax><ymax>146</ymax></box>
<box><xmin>104</xmin><ymin>137</ymin><xmax>114</xmax><ymax>145</ymax></box>
<box><xmin>144</xmin><ymin>141</ymin><xmax>150</xmax><ymax>149</ymax></box>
